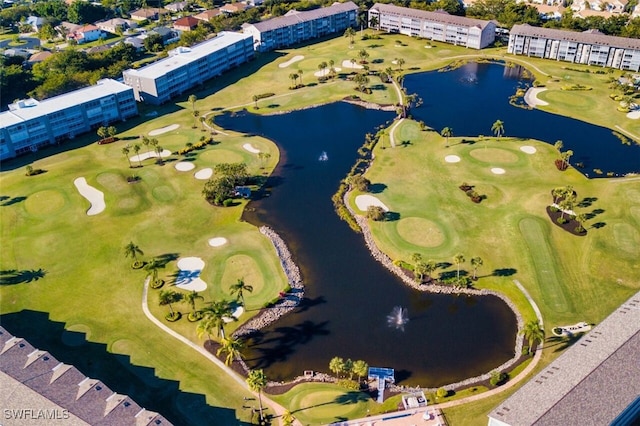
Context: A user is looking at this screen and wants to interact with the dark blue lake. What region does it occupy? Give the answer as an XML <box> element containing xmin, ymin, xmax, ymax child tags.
<box><xmin>404</xmin><ymin>62</ymin><xmax>640</xmax><ymax>176</ymax></box>
<box><xmin>217</xmin><ymin>102</ymin><xmax>517</xmax><ymax>387</ymax></box>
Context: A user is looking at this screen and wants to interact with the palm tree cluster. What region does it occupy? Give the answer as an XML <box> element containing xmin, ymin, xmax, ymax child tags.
<box><xmin>329</xmin><ymin>356</ymin><xmax>369</xmax><ymax>382</ymax></box>
<box><xmin>410</xmin><ymin>252</ymin><xmax>483</xmax><ymax>286</ymax></box>
<box><xmin>520</xmin><ymin>320</ymin><xmax>544</xmax><ymax>354</ymax></box>
<box><xmin>553</xmin><ymin>140</ymin><xmax>573</xmax><ymax>171</ymax></box>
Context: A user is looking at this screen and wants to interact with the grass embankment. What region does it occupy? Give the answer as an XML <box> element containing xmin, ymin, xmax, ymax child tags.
<box><xmin>0</xmin><ymin>108</ymin><xmax>286</xmax><ymax>423</ymax></box>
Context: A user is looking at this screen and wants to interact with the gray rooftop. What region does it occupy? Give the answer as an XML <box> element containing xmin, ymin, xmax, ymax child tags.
<box><xmin>122</xmin><ymin>31</ymin><xmax>252</xmax><ymax>80</ymax></box>
<box><xmin>511</xmin><ymin>24</ymin><xmax>640</xmax><ymax>50</ymax></box>
<box><xmin>0</xmin><ymin>326</ymin><xmax>172</xmax><ymax>426</ymax></box>
<box><xmin>370</xmin><ymin>3</ymin><xmax>494</xmax><ymax>30</ymax></box>
<box><xmin>246</xmin><ymin>1</ymin><xmax>358</xmax><ymax>33</ymax></box>
<box><xmin>488</xmin><ymin>290</ymin><xmax>640</xmax><ymax>426</ymax></box>
<box><xmin>0</xmin><ymin>79</ymin><xmax>133</xmax><ymax>129</ymax></box>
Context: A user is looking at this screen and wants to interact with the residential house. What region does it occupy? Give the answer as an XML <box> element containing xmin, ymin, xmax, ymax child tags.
<box><xmin>3</xmin><ymin>48</ymin><xmax>30</xmax><ymax>58</ymax></box>
<box><xmin>487</xmin><ymin>290</ymin><xmax>640</xmax><ymax>426</ymax></box>
<box><xmin>165</xmin><ymin>1</ymin><xmax>188</xmax><ymax>12</ymax></box>
<box><xmin>124</xmin><ymin>35</ymin><xmax>145</xmax><ymax>51</ymax></box>
<box><xmin>149</xmin><ymin>26</ymin><xmax>181</xmax><ymax>45</ymax></box>
<box><xmin>368</xmin><ymin>3</ymin><xmax>496</xmax><ymax>49</ymax></box>
<box><xmin>174</xmin><ymin>16</ymin><xmax>200</xmax><ymax>32</ymax></box>
<box><xmin>96</xmin><ymin>18</ymin><xmax>137</xmax><ymax>35</ymax></box>
<box><xmin>122</xmin><ymin>32</ymin><xmax>254</xmax><ymax>104</ymax></box>
<box><xmin>242</xmin><ymin>1</ymin><xmax>358</xmax><ymax>52</ymax></box>
<box><xmin>27</xmin><ymin>51</ymin><xmax>53</xmax><ymax>66</ymax></box>
<box><xmin>0</xmin><ymin>327</ymin><xmax>172</xmax><ymax>425</ymax></box>
<box><xmin>220</xmin><ymin>2</ymin><xmax>249</xmax><ymax>14</ymax></box>
<box><xmin>0</xmin><ymin>79</ymin><xmax>138</xmax><ymax>160</ymax></box>
<box><xmin>508</xmin><ymin>23</ymin><xmax>640</xmax><ymax>70</ymax></box>
<box><xmin>194</xmin><ymin>9</ymin><xmax>222</xmax><ymax>22</ymax></box>
<box><xmin>26</xmin><ymin>16</ymin><xmax>44</xmax><ymax>32</ymax></box>
<box><xmin>68</xmin><ymin>24</ymin><xmax>104</xmax><ymax>44</ymax></box>
<box><xmin>129</xmin><ymin>8</ymin><xmax>170</xmax><ymax>22</ymax></box>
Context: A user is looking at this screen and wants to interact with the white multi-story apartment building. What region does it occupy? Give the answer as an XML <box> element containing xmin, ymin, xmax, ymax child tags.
<box><xmin>508</xmin><ymin>24</ymin><xmax>640</xmax><ymax>71</ymax></box>
<box><xmin>0</xmin><ymin>79</ymin><xmax>137</xmax><ymax>161</ymax></box>
<box><xmin>122</xmin><ymin>32</ymin><xmax>254</xmax><ymax>105</ymax></box>
<box><xmin>241</xmin><ymin>1</ymin><xmax>358</xmax><ymax>52</ymax></box>
<box><xmin>368</xmin><ymin>3</ymin><xmax>496</xmax><ymax>49</ymax></box>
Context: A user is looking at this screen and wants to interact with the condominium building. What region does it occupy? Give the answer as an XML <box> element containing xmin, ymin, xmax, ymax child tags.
<box><xmin>0</xmin><ymin>79</ymin><xmax>138</xmax><ymax>161</ymax></box>
<box><xmin>241</xmin><ymin>1</ymin><xmax>358</xmax><ymax>52</ymax></box>
<box><xmin>508</xmin><ymin>24</ymin><xmax>640</xmax><ymax>71</ymax></box>
<box><xmin>368</xmin><ymin>3</ymin><xmax>496</xmax><ymax>49</ymax></box>
<box><xmin>122</xmin><ymin>31</ymin><xmax>254</xmax><ymax>105</ymax></box>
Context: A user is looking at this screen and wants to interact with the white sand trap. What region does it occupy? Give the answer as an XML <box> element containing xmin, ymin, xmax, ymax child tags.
<box><xmin>208</xmin><ymin>237</ymin><xmax>228</xmax><ymax>247</ymax></box>
<box><xmin>491</xmin><ymin>167</ymin><xmax>506</xmax><ymax>175</ymax></box>
<box><xmin>627</xmin><ymin>110</ymin><xmax>640</xmax><ymax>119</ymax></box>
<box><xmin>342</xmin><ymin>60</ymin><xmax>363</xmax><ymax>69</ymax></box>
<box><xmin>314</xmin><ymin>67</ymin><xmax>341</xmax><ymax>77</ymax></box>
<box><xmin>74</xmin><ymin>177</ymin><xmax>105</xmax><ymax>216</ymax></box>
<box><xmin>243</xmin><ymin>143</ymin><xmax>260</xmax><ymax>154</ymax></box>
<box><xmin>175</xmin><ymin>161</ymin><xmax>195</xmax><ymax>171</ymax></box>
<box><xmin>224</xmin><ymin>306</ymin><xmax>244</xmax><ymax>323</ymax></box>
<box><xmin>355</xmin><ymin>194</ymin><xmax>389</xmax><ymax>212</ymax></box>
<box><xmin>195</xmin><ymin>168</ymin><xmax>213</xmax><ymax>180</ymax></box>
<box><xmin>149</xmin><ymin>124</ymin><xmax>179</xmax><ymax>136</ymax></box>
<box><xmin>278</xmin><ymin>55</ymin><xmax>304</xmax><ymax>68</ymax></box>
<box><xmin>131</xmin><ymin>149</ymin><xmax>171</xmax><ymax>162</ymax></box>
<box><xmin>524</xmin><ymin>88</ymin><xmax>548</xmax><ymax>107</ymax></box>
<box><xmin>520</xmin><ymin>146</ymin><xmax>537</xmax><ymax>154</ymax></box>
<box><xmin>445</xmin><ymin>155</ymin><xmax>461</xmax><ymax>163</ymax></box>
<box><xmin>175</xmin><ymin>257</ymin><xmax>207</xmax><ymax>292</ymax></box>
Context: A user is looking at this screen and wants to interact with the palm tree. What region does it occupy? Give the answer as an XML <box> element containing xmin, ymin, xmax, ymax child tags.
<box><xmin>352</xmin><ymin>359</ymin><xmax>369</xmax><ymax>382</ymax></box>
<box><xmin>122</xmin><ymin>145</ymin><xmax>132</xmax><ymax>168</ymax></box>
<box><xmin>246</xmin><ymin>369</ymin><xmax>268</xmax><ymax>423</ymax></box>
<box><xmin>201</xmin><ymin>300</ymin><xmax>234</xmax><ymax>339</ymax></box>
<box><xmin>133</xmin><ymin>144</ymin><xmax>142</xmax><ymax>167</ymax></box>
<box><xmin>107</xmin><ymin>126</ymin><xmax>117</xmax><ymax>140</ymax></box>
<box><xmin>230</xmin><ymin>278</ymin><xmax>254</xmax><ymax>306</ymax></box>
<box><xmin>559</xmin><ymin>192</ymin><xmax>576</xmax><ymax>221</ymax></box>
<box><xmin>97</xmin><ymin>126</ymin><xmax>108</xmax><ymax>142</ymax></box>
<box><xmin>491</xmin><ymin>120</ymin><xmax>505</xmax><ymax>138</ymax></box>
<box><xmin>289</xmin><ymin>72</ymin><xmax>299</xmax><ymax>88</ymax></box>
<box><xmin>185</xmin><ymin>290</ymin><xmax>204</xmax><ymax>316</ymax></box>
<box><xmin>520</xmin><ymin>320</ymin><xmax>544</xmax><ymax>354</ymax></box>
<box><xmin>344</xmin><ymin>27</ymin><xmax>356</xmax><ymax>47</ymax></box>
<box><xmin>196</xmin><ymin>316</ymin><xmax>216</xmax><ymax>341</ymax></box>
<box><xmin>471</xmin><ymin>256</ymin><xmax>483</xmax><ymax>280</ymax></box>
<box><xmin>159</xmin><ymin>289</ymin><xmax>181</xmax><ymax>316</ymax></box>
<box><xmin>575</xmin><ymin>212</ymin><xmax>588</xmax><ymax>232</ymax></box>
<box><xmin>282</xmin><ymin>410</ymin><xmax>295</xmax><ymax>426</ymax></box>
<box><xmin>216</xmin><ymin>337</ymin><xmax>244</xmax><ymax>366</ymax></box>
<box><xmin>142</xmin><ymin>136</ymin><xmax>151</xmax><ymax>154</ymax></box>
<box><xmin>124</xmin><ymin>241</ymin><xmax>143</xmax><ymax>266</ymax></box>
<box><xmin>561</xmin><ymin>149</ymin><xmax>573</xmax><ymax>169</ymax></box>
<box><xmin>344</xmin><ymin>358</ymin><xmax>354</xmax><ymax>379</ymax></box>
<box><xmin>144</xmin><ymin>258</ymin><xmax>162</xmax><ymax>285</ymax></box>
<box><xmin>298</xmin><ymin>68</ymin><xmax>303</xmax><ymax>85</ymax></box>
<box><xmin>441</xmin><ymin>127</ymin><xmax>453</xmax><ymax>147</ymax></box>
<box><xmin>551</xmin><ymin>187</ymin><xmax>565</xmax><ymax>204</ymax></box>
<box><xmin>154</xmin><ymin>144</ymin><xmax>164</xmax><ymax>164</ymax></box>
<box><xmin>453</xmin><ymin>253</ymin><xmax>465</xmax><ymax>281</ymax></box>
<box><xmin>395</xmin><ymin>57</ymin><xmax>405</xmax><ymax>71</ymax></box>
<box><xmin>329</xmin><ymin>356</ymin><xmax>345</xmax><ymax>378</ymax></box>
<box><xmin>369</xmin><ymin>15</ymin><xmax>379</xmax><ymax>30</ymax></box>
<box><xmin>188</xmin><ymin>94</ymin><xmax>197</xmax><ymax>113</ymax></box>
<box><xmin>554</xmin><ymin>140</ymin><xmax>563</xmax><ymax>152</ymax></box>
<box><xmin>424</xmin><ymin>260</ymin><xmax>436</xmax><ymax>281</ymax></box>
<box><xmin>192</xmin><ymin>109</ymin><xmax>200</xmax><ymax>128</ymax></box>
<box><xmin>358</xmin><ymin>48</ymin><xmax>369</xmax><ymax>63</ymax></box>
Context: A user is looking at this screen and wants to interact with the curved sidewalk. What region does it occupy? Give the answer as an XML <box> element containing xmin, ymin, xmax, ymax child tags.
<box><xmin>141</xmin><ymin>278</ymin><xmax>298</xmax><ymax>426</ymax></box>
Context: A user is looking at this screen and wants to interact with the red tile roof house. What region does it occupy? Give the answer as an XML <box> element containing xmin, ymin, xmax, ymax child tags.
<box><xmin>194</xmin><ymin>9</ymin><xmax>222</xmax><ymax>22</ymax></box>
<box><xmin>220</xmin><ymin>2</ymin><xmax>249</xmax><ymax>14</ymax></box>
<box><xmin>173</xmin><ymin>16</ymin><xmax>200</xmax><ymax>32</ymax></box>
<box><xmin>69</xmin><ymin>24</ymin><xmax>105</xmax><ymax>44</ymax></box>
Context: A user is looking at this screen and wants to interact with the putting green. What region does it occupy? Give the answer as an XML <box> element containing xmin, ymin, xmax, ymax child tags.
<box><xmin>469</xmin><ymin>148</ymin><xmax>519</xmax><ymax>164</ymax></box>
<box><xmin>630</xmin><ymin>206</ymin><xmax>640</xmax><ymax>223</ymax></box>
<box><xmin>396</xmin><ymin>217</ymin><xmax>445</xmax><ymax>247</ymax></box>
<box><xmin>24</xmin><ymin>189</ymin><xmax>65</xmax><ymax>216</ymax></box>
<box><xmin>543</xmin><ymin>90</ymin><xmax>598</xmax><ymax>112</ymax></box>
<box><xmin>152</xmin><ymin>185</ymin><xmax>177</xmax><ymax>202</ymax></box>
<box><xmin>294</xmin><ymin>389</ymin><xmax>362</xmax><ymax>420</ymax></box>
<box><xmin>97</xmin><ymin>172</ymin><xmax>130</xmax><ymax>194</ymax></box>
<box><xmin>626</xmin><ymin>188</ymin><xmax>640</xmax><ymax>203</ymax></box>
<box><xmin>613</xmin><ymin>223</ymin><xmax>640</xmax><ymax>256</ymax></box>
<box><xmin>220</xmin><ymin>254</ymin><xmax>265</xmax><ymax>298</ymax></box>
<box><xmin>61</xmin><ymin>324</ymin><xmax>90</xmax><ymax>346</ymax></box>
<box><xmin>199</xmin><ymin>149</ymin><xmax>244</xmax><ymax>165</ymax></box>
<box><xmin>117</xmin><ymin>196</ymin><xmax>141</xmax><ymax>210</ymax></box>
<box><xmin>519</xmin><ymin>217</ymin><xmax>572</xmax><ymax>314</ymax></box>
<box><xmin>138</xmin><ymin>168</ymin><xmax>162</xmax><ymax>184</ymax></box>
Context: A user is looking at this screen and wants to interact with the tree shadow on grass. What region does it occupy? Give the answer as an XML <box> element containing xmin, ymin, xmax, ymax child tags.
<box><xmin>0</xmin><ymin>268</ymin><xmax>46</xmax><ymax>285</ymax></box>
<box><xmin>544</xmin><ymin>333</ymin><xmax>584</xmax><ymax>352</ymax></box>
<box><xmin>1</xmin><ymin>196</ymin><xmax>27</xmax><ymax>206</ymax></box>
<box><xmin>493</xmin><ymin>268</ymin><xmax>517</xmax><ymax>277</ymax></box>
<box><xmin>369</xmin><ymin>183</ymin><xmax>387</xmax><ymax>194</ymax></box>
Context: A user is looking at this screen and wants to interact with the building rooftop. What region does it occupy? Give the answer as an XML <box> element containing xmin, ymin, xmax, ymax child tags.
<box><xmin>510</xmin><ymin>23</ymin><xmax>640</xmax><ymax>49</ymax></box>
<box><xmin>123</xmin><ymin>31</ymin><xmax>252</xmax><ymax>80</ymax></box>
<box><xmin>488</xmin><ymin>290</ymin><xmax>640</xmax><ymax>426</ymax></box>
<box><xmin>0</xmin><ymin>79</ymin><xmax>133</xmax><ymax>129</ymax></box>
<box><xmin>246</xmin><ymin>1</ymin><xmax>358</xmax><ymax>33</ymax></box>
<box><xmin>370</xmin><ymin>3</ymin><xmax>495</xmax><ymax>30</ymax></box>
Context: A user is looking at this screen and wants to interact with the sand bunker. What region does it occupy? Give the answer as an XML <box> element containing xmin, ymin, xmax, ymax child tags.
<box><xmin>130</xmin><ymin>149</ymin><xmax>171</xmax><ymax>162</ymax></box>
<box><xmin>149</xmin><ymin>124</ymin><xmax>179</xmax><ymax>136</ymax></box>
<box><xmin>278</xmin><ymin>55</ymin><xmax>304</xmax><ymax>68</ymax></box>
<box><xmin>194</xmin><ymin>168</ymin><xmax>213</xmax><ymax>180</ymax></box>
<box><xmin>524</xmin><ymin>88</ymin><xmax>548</xmax><ymax>107</ymax></box>
<box><xmin>74</xmin><ymin>177</ymin><xmax>105</xmax><ymax>216</ymax></box>
<box><xmin>627</xmin><ymin>110</ymin><xmax>640</xmax><ymax>119</ymax></box>
<box><xmin>208</xmin><ymin>237</ymin><xmax>228</xmax><ymax>247</ymax></box>
<box><xmin>175</xmin><ymin>162</ymin><xmax>195</xmax><ymax>171</ymax></box>
<box><xmin>175</xmin><ymin>257</ymin><xmax>207</xmax><ymax>292</ymax></box>
<box><xmin>314</xmin><ymin>67</ymin><xmax>341</xmax><ymax>77</ymax></box>
<box><xmin>224</xmin><ymin>306</ymin><xmax>244</xmax><ymax>323</ymax></box>
<box><xmin>342</xmin><ymin>60</ymin><xmax>363</xmax><ymax>69</ymax></box>
<box><xmin>520</xmin><ymin>146</ymin><xmax>537</xmax><ymax>154</ymax></box>
<box><xmin>445</xmin><ymin>155</ymin><xmax>461</xmax><ymax>163</ymax></box>
<box><xmin>355</xmin><ymin>194</ymin><xmax>389</xmax><ymax>212</ymax></box>
<box><xmin>491</xmin><ymin>168</ymin><xmax>506</xmax><ymax>175</ymax></box>
<box><xmin>243</xmin><ymin>143</ymin><xmax>260</xmax><ymax>154</ymax></box>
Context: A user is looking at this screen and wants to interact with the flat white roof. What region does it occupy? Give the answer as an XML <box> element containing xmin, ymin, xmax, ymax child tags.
<box><xmin>123</xmin><ymin>31</ymin><xmax>253</xmax><ymax>80</ymax></box>
<box><xmin>1</xmin><ymin>79</ymin><xmax>132</xmax><ymax>128</ymax></box>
